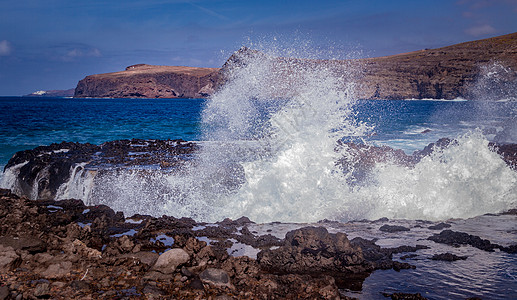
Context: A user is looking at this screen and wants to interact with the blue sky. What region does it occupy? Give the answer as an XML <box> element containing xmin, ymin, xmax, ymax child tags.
<box><xmin>0</xmin><ymin>0</ymin><xmax>516</xmax><ymax>95</ymax></box>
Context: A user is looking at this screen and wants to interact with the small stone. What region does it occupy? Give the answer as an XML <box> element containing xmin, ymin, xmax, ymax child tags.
<box><xmin>69</xmin><ymin>280</ymin><xmax>91</xmax><ymax>291</ymax></box>
<box><xmin>199</xmin><ymin>268</ymin><xmax>233</xmax><ymax>289</ymax></box>
<box><xmin>33</xmin><ymin>282</ymin><xmax>50</xmax><ymax>298</ymax></box>
<box><xmin>40</xmin><ymin>261</ymin><xmax>72</xmax><ymax>279</ymax></box>
<box><xmin>431</xmin><ymin>253</ymin><xmax>468</xmax><ymax>261</ymax></box>
<box><xmin>428</xmin><ymin>223</ymin><xmax>451</xmax><ymax>230</ymax></box>
<box><xmin>0</xmin><ymin>245</ymin><xmax>20</xmax><ymax>272</ymax></box>
<box><xmin>189</xmin><ymin>278</ymin><xmax>205</xmax><ymax>290</ymax></box>
<box><xmin>0</xmin><ymin>286</ymin><xmax>9</xmax><ymax>300</ymax></box>
<box><xmin>153</xmin><ymin>248</ymin><xmax>190</xmax><ymax>273</ymax></box>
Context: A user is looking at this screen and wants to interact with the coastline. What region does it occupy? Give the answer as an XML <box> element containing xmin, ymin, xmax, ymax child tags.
<box><xmin>1</xmin><ymin>188</ymin><xmax>515</xmax><ymax>299</ymax></box>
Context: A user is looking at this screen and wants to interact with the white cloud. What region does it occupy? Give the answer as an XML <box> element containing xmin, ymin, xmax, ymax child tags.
<box><xmin>63</xmin><ymin>47</ymin><xmax>101</xmax><ymax>61</ymax></box>
<box><xmin>0</xmin><ymin>40</ymin><xmax>12</xmax><ymax>56</ymax></box>
<box><xmin>465</xmin><ymin>24</ymin><xmax>497</xmax><ymax>36</ymax></box>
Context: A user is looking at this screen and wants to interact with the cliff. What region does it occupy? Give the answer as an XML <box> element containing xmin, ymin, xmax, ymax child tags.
<box><xmin>75</xmin><ymin>32</ymin><xmax>517</xmax><ymax>100</ymax></box>
<box><xmin>74</xmin><ymin>64</ymin><xmax>220</xmax><ymax>98</ymax></box>
<box><xmin>355</xmin><ymin>32</ymin><xmax>517</xmax><ymax>99</ymax></box>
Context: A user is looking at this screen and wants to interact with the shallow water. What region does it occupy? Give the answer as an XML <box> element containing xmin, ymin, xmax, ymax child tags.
<box><xmin>247</xmin><ymin>214</ymin><xmax>517</xmax><ymax>299</ymax></box>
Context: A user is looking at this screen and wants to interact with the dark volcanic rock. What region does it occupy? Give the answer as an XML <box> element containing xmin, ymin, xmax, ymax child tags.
<box><xmin>257</xmin><ymin>226</ymin><xmax>425</xmax><ymax>290</ymax></box>
<box><xmin>350</xmin><ymin>237</ymin><xmax>427</xmax><ymax>271</ymax></box>
<box><xmin>431</xmin><ymin>252</ymin><xmax>468</xmax><ymax>261</ymax></box>
<box><xmin>379</xmin><ymin>224</ymin><xmax>411</xmax><ymax>233</ymax></box>
<box><xmin>4</xmin><ymin>139</ymin><xmax>198</xmax><ymax>200</ymax></box>
<box><xmin>491</xmin><ymin>143</ymin><xmax>517</xmax><ymax>169</ymax></box>
<box><xmin>428</xmin><ymin>230</ymin><xmax>496</xmax><ymax>251</ymax></box>
<box><xmin>428</xmin><ymin>222</ymin><xmax>452</xmax><ymax>230</ymax></box>
<box><xmin>382</xmin><ymin>292</ymin><xmax>428</xmax><ymax>300</ymax></box>
<box><xmin>257</xmin><ymin>226</ymin><xmax>369</xmax><ymax>275</ymax></box>
<box><xmin>428</xmin><ymin>230</ymin><xmax>517</xmax><ymax>253</ymax></box>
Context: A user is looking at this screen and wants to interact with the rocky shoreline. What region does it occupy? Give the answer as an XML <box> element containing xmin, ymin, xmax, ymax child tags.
<box><xmin>2</xmin><ymin>188</ymin><xmax>516</xmax><ymax>299</ymax></box>
<box><xmin>1</xmin><ymin>138</ymin><xmax>517</xmax><ymax>298</ymax></box>
<box><xmin>0</xmin><ymin>188</ymin><xmax>415</xmax><ymax>299</ymax></box>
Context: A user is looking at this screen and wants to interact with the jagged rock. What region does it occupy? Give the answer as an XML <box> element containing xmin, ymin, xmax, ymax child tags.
<box><xmin>380</xmin><ymin>224</ymin><xmax>411</xmax><ymax>232</ymax></box>
<box><xmin>3</xmin><ymin>139</ymin><xmax>199</xmax><ymax>201</ymax></box>
<box><xmin>257</xmin><ymin>226</ymin><xmax>370</xmax><ymax>280</ymax></box>
<box><xmin>0</xmin><ymin>286</ymin><xmax>9</xmax><ymax>300</ymax></box>
<box><xmin>152</xmin><ymin>248</ymin><xmax>190</xmax><ymax>273</ymax></box>
<box><xmin>120</xmin><ymin>251</ymin><xmax>159</xmax><ymax>268</ymax></box>
<box><xmin>382</xmin><ymin>292</ymin><xmax>428</xmax><ymax>300</ymax></box>
<box><xmin>428</xmin><ymin>230</ymin><xmax>498</xmax><ymax>252</ymax></box>
<box><xmin>33</xmin><ymin>282</ymin><xmax>50</xmax><ymax>298</ymax></box>
<box><xmin>40</xmin><ymin>261</ymin><xmax>72</xmax><ymax>279</ymax></box>
<box><xmin>0</xmin><ymin>236</ymin><xmax>45</xmax><ymax>253</ymax></box>
<box><xmin>0</xmin><ymin>245</ymin><xmax>20</xmax><ymax>272</ymax></box>
<box><xmin>70</xmin><ymin>239</ymin><xmax>101</xmax><ymax>258</ymax></box>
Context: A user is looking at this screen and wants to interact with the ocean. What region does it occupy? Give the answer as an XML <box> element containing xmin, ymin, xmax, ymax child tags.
<box><xmin>1</xmin><ymin>96</ymin><xmax>515</xmax><ymax>173</ymax></box>
<box><xmin>1</xmin><ymin>53</ymin><xmax>517</xmax><ymax>298</ymax></box>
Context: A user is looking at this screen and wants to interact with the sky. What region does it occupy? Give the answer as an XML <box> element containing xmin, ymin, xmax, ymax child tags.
<box><xmin>0</xmin><ymin>0</ymin><xmax>516</xmax><ymax>96</ymax></box>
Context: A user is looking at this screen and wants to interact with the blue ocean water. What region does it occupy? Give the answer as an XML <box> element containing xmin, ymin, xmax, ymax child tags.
<box><xmin>0</xmin><ymin>97</ymin><xmax>205</xmax><ymax>172</ymax></box>
<box><xmin>1</xmin><ymin>96</ymin><xmax>516</xmax><ymax>173</ymax></box>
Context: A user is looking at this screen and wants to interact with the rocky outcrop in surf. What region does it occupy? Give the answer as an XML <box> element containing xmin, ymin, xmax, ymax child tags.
<box><xmin>3</xmin><ymin>138</ymin><xmax>517</xmax><ymax>203</ymax></box>
<box><xmin>2</xmin><ymin>139</ymin><xmax>198</xmax><ymax>201</ymax></box>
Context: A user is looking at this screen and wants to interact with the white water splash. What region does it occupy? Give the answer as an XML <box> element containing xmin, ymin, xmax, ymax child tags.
<box><xmin>55</xmin><ymin>163</ymin><xmax>95</xmax><ymax>202</ymax></box>
<box><xmin>352</xmin><ymin>130</ymin><xmax>517</xmax><ymax>221</ymax></box>
<box><xmin>188</xmin><ymin>48</ymin><xmax>517</xmax><ymax>223</ymax></box>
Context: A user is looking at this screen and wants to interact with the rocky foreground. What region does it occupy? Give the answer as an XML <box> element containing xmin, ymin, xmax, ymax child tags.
<box><xmin>74</xmin><ymin>32</ymin><xmax>517</xmax><ymax>100</ymax></box>
<box><xmin>0</xmin><ymin>188</ymin><xmax>419</xmax><ymax>299</ymax></box>
<box><xmin>2</xmin><ymin>187</ymin><xmax>516</xmax><ymax>299</ymax></box>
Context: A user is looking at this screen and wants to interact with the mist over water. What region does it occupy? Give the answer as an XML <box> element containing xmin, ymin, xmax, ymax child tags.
<box><xmin>187</xmin><ymin>47</ymin><xmax>517</xmax><ymax>223</ymax></box>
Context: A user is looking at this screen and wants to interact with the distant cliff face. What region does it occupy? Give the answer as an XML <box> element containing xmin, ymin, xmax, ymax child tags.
<box><xmin>75</xmin><ymin>33</ymin><xmax>517</xmax><ymax>100</ymax></box>
<box><xmin>355</xmin><ymin>32</ymin><xmax>517</xmax><ymax>100</ymax></box>
<box><xmin>74</xmin><ymin>64</ymin><xmax>220</xmax><ymax>98</ymax></box>
<box><xmin>218</xmin><ymin>33</ymin><xmax>517</xmax><ymax>100</ymax></box>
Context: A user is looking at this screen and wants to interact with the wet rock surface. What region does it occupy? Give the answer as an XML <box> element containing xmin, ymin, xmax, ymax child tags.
<box><xmin>430</xmin><ymin>252</ymin><xmax>468</xmax><ymax>261</ymax></box>
<box><xmin>428</xmin><ymin>230</ymin><xmax>517</xmax><ymax>253</ymax></box>
<box><xmin>4</xmin><ymin>139</ymin><xmax>198</xmax><ymax>200</ymax></box>
<box><xmin>0</xmin><ymin>188</ymin><xmax>436</xmax><ymax>299</ymax></box>
<box><xmin>5</xmin><ymin>138</ymin><xmax>517</xmax><ymax>203</ymax></box>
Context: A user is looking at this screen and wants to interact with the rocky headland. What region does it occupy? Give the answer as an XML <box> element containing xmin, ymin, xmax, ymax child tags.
<box><xmin>74</xmin><ymin>32</ymin><xmax>517</xmax><ymax>100</ymax></box>
<box><xmin>74</xmin><ymin>65</ymin><xmax>220</xmax><ymax>99</ymax></box>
